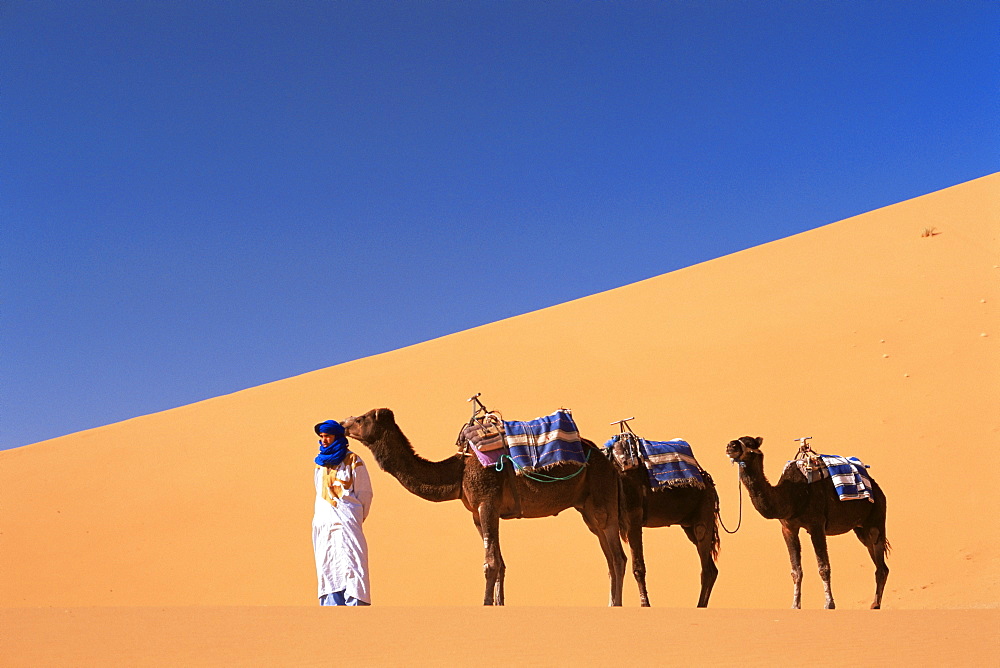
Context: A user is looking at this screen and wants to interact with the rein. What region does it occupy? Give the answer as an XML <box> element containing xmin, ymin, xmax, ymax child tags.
<box><xmin>718</xmin><ymin>438</ymin><xmax>756</xmax><ymax>534</ymax></box>
<box><xmin>717</xmin><ymin>465</ymin><xmax>743</xmax><ymax>534</ymax></box>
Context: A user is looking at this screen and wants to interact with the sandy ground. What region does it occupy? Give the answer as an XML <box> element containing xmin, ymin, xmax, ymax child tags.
<box><xmin>3</xmin><ymin>607</ymin><xmax>997</xmax><ymax>667</ymax></box>
<box><xmin>2</xmin><ymin>174</ymin><xmax>997</xmax><ymax>663</ymax></box>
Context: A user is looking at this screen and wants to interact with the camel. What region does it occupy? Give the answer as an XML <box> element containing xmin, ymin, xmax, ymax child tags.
<box><xmin>341</xmin><ymin>408</ymin><xmax>627</xmax><ymax>606</ymax></box>
<box><xmin>725</xmin><ymin>436</ymin><xmax>890</xmax><ymax>609</ymax></box>
<box><xmin>608</xmin><ymin>436</ymin><xmax>720</xmax><ymax>607</ymax></box>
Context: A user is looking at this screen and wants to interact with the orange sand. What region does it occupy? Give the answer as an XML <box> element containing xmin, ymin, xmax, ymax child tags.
<box><xmin>2</xmin><ymin>608</ymin><xmax>995</xmax><ymax>667</ymax></box>
<box><xmin>2</xmin><ymin>174</ymin><xmax>997</xmax><ymax>664</ymax></box>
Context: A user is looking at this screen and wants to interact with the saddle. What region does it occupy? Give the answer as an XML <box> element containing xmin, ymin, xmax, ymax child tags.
<box><xmin>458</xmin><ymin>396</ymin><xmax>587</xmax><ymax>475</ymax></box>
<box><xmin>604</xmin><ymin>429</ymin><xmax>707</xmax><ymax>490</ymax></box>
<box><xmin>788</xmin><ymin>447</ymin><xmax>874</xmax><ymax>502</ymax></box>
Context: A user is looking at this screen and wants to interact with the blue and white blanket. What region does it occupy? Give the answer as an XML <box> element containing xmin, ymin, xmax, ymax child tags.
<box><xmin>504</xmin><ymin>410</ymin><xmax>587</xmax><ymax>473</ymax></box>
<box><xmin>638</xmin><ymin>439</ymin><xmax>706</xmax><ymax>490</ymax></box>
<box><xmin>789</xmin><ymin>455</ymin><xmax>874</xmax><ymax>502</ymax></box>
<box><xmin>603</xmin><ymin>435</ymin><xmax>706</xmax><ymax>490</ymax></box>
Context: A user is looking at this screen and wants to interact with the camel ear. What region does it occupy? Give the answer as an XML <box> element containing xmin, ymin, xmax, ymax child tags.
<box><xmin>374</xmin><ymin>408</ymin><xmax>394</xmax><ymax>424</ymax></box>
<box><xmin>754</xmin><ymin>437</ymin><xmax>764</xmax><ymax>448</ymax></box>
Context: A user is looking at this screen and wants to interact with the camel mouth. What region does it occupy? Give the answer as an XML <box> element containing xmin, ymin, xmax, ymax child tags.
<box><xmin>340</xmin><ymin>417</ymin><xmax>359</xmax><ymax>437</ymax></box>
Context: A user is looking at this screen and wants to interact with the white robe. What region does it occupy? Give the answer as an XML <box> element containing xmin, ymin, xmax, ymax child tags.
<box><xmin>312</xmin><ymin>452</ymin><xmax>373</xmax><ymax>603</ymax></box>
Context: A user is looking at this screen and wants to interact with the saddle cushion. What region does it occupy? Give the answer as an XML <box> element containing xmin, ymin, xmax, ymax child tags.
<box><xmin>639</xmin><ymin>439</ymin><xmax>706</xmax><ymax>490</ymax></box>
<box><xmin>503</xmin><ymin>409</ymin><xmax>586</xmax><ymax>473</ymax></box>
<box><xmin>462</xmin><ymin>420</ymin><xmax>506</xmax><ymax>468</ymax></box>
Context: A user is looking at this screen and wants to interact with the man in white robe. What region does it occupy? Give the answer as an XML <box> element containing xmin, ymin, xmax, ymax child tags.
<box><xmin>312</xmin><ymin>420</ymin><xmax>374</xmax><ymax>606</ymax></box>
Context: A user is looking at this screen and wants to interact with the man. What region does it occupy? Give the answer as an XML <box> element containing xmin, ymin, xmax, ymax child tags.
<box><xmin>312</xmin><ymin>419</ymin><xmax>373</xmax><ymax>606</ymax></box>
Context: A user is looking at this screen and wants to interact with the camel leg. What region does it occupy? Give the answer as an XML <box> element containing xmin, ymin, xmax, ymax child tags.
<box><xmin>622</xmin><ymin>507</ymin><xmax>650</xmax><ymax>607</ymax></box>
<box><xmin>683</xmin><ymin>523</ymin><xmax>719</xmax><ymax>608</ymax></box>
<box><xmin>855</xmin><ymin>526</ymin><xmax>890</xmax><ymax>609</ymax></box>
<box><xmin>780</xmin><ymin>523</ymin><xmax>804</xmax><ymax>609</ymax></box>
<box><xmin>808</xmin><ymin>529</ymin><xmax>835</xmax><ymax>609</ymax></box>
<box><xmin>474</xmin><ymin>503</ymin><xmax>505</xmax><ymax>606</ymax></box>
<box><xmin>579</xmin><ymin>504</ymin><xmax>626</xmax><ymax>607</ymax></box>
<box><xmin>494</xmin><ymin>548</ymin><xmax>506</xmax><ymax>606</ymax></box>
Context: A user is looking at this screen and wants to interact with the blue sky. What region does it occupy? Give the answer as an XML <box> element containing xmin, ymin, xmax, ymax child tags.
<box><xmin>3</xmin><ymin>1</ymin><xmax>997</xmax><ymax>450</ymax></box>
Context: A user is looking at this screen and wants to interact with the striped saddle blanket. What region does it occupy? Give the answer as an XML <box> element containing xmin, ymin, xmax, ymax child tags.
<box><xmin>463</xmin><ymin>409</ymin><xmax>586</xmax><ymax>474</ymax></box>
<box><xmin>789</xmin><ymin>454</ymin><xmax>874</xmax><ymax>502</ymax></box>
<box><xmin>504</xmin><ymin>410</ymin><xmax>587</xmax><ymax>473</ymax></box>
<box><xmin>604</xmin><ymin>434</ymin><xmax>706</xmax><ymax>490</ymax></box>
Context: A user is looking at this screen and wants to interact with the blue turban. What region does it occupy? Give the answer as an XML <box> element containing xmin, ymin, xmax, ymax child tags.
<box><xmin>314</xmin><ymin>420</ymin><xmax>348</xmax><ymax>467</ymax></box>
<box><xmin>314</xmin><ymin>420</ymin><xmax>345</xmax><ymax>437</ymax></box>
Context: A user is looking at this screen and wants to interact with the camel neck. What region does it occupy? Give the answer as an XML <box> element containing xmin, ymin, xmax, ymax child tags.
<box><xmin>366</xmin><ymin>426</ymin><xmax>464</xmax><ymax>503</ymax></box>
<box><xmin>738</xmin><ymin>455</ymin><xmax>792</xmax><ymax>520</ymax></box>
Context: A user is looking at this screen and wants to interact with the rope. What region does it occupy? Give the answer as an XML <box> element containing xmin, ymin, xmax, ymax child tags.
<box><xmin>717</xmin><ymin>464</ymin><xmax>744</xmax><ymax>534</ymax></box>
<box><xmin>495</xmin><ymin>448</ymin><xmax>592</xmax><ymax>482</ymax></box>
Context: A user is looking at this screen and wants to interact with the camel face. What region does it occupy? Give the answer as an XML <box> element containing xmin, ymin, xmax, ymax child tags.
<box><xmin>726</xmin><ymin>436</ymin><xmax>763</xmax><ymax>464</ymax></box>
<box><xmin>342</xmin><ymin>408</ymin><xmax>395</xmax><ymax>443</ymax></box>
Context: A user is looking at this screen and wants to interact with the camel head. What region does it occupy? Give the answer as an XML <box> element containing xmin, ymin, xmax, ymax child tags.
<box><xmin>341</xmin><ymin>408</ymin><xmax>396</xmax><ymax>444</ymax></box>
<box><xmin>726</xmin><ymin>436</ymin><xmax>764</xmax><ymax>465</ymax></box>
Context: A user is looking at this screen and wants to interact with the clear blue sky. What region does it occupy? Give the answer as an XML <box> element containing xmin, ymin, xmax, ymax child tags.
<box><xmin>3</xmin><ymin>1</ymin><xmax>997</xmax><ymax>450</ymax></box>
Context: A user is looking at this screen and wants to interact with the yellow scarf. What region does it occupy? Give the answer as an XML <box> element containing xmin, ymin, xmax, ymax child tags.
<box><xmin>318</xmin><ymin>452</ymin><xmax>363</xmax><ymax>507</ymax></box>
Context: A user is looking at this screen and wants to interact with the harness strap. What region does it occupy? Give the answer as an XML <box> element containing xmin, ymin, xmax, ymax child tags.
<box><xmin>495</xmin><ymin>448</ymin><xmax>592</xmax><ymax>482</ymax></box>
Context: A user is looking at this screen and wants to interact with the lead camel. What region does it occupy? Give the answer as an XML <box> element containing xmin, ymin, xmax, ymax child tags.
<box><xmin>342</xmin><ymin>408</ymin><xmax>627</xmax><ymax>606</ymax></box>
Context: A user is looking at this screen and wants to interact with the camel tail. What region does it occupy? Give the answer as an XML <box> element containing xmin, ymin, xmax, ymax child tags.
<box><xmin>709</xmin><ymin>484</ymin><xmax>721</xmax><ymax>562</ymax></box>
<box><xmin>703</xmin><ymin>474</ymin><xmax>721</xmax><ymax>561</ymax></box>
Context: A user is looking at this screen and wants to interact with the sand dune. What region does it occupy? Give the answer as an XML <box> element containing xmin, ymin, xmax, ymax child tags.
<box><xmin>2</xmin><ymin>174</ymin><xmax>997</xmax><ymax>663</ymax></box>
